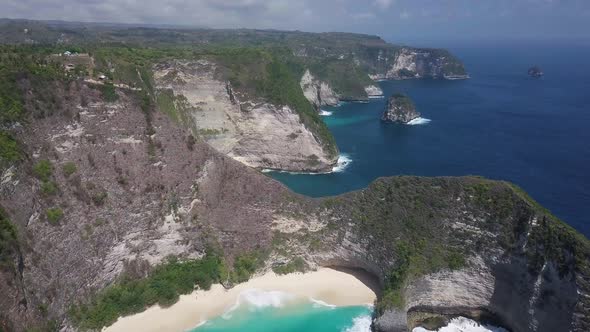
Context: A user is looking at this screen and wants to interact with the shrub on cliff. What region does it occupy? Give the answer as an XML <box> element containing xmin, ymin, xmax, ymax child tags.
<box><xmin>70</xmin><ymin>250</ymin><xmax>224</xmax><ymax>330</ymax></box>
<box><xmin>33</xmin><ymin>160</ymin><xmax>53</xmax><ymax>182</ymax></box>
<box><xmin>0</xmin><ymin>207</ymin><xmax>18</xmax><ymax>270</ymax></box>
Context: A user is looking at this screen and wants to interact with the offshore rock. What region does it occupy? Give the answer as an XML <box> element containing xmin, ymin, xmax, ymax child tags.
<box><xmin>381</xmin><ymin>93</ymin><xmax>420</xmax><ymax>124</ymax></box>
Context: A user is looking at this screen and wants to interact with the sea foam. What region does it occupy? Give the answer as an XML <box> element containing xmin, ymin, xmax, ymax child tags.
<box><xmin>343</xmin><ymin>314</ymin><xmax>372</xmax><ymax>332</ymax></box>
<box><xmin>412</xmin><ymin>316</ymin><xmax>508</xmax><ymax>332</ymax></box>
<box><xmin>309</xmin><ymin>298</ymin><xmax>336</xmax><ymax>309</ymax></box>
<box><xmin>332</xmin><ymin>154</ymin><xmax>352</xmax><ymax>173</ymax></box>
<box><xmin>222</xmin><ymin>289</ymin><xmax>296</xmax><ymax>319</ymax></box>
<box><xmin>261</xmin><ymin>153</ymin><xmax>352</xmax><ymax>175</ymax></box>
<box><xmin>407</xmin><ymin>117</ymin><xmax>432</xmax><ymax>125</ymax></box>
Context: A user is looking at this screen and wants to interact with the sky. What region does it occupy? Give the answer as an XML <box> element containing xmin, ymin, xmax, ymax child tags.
<box><xmin>2</xmin><ymin>0</ymin><xmax>590</xmax><ymax>44</ymax></box>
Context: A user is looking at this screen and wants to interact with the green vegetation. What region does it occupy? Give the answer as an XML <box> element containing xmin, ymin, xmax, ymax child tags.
<box><xmin>209</xmin><ymin>47</ymin><xmax>338</xmax><ymax>157</ymax></box>
<box><xmin>198</xmin><ymin>128</ymin><xmax>223</xmax><ymax>136</ymax></box>
<box><xmin>40</xmin><ymin>181</ymin><xmax>58</xmax><ymax>196</ymax></box>
<box><xmin>309</xmin><ymin>57</ymin><xmax>372</xmax><ymax>99</ymax></box>
<box><xmin>92</xmin><ymin>192</ymin><xmax>108</xmax><ymax>206</ymax></box>
<box><xmin>70</xmin><ymin>251</ymin><xmax>224</xmax><ymax>330</ymax></box>
<box><xmin>272</xmin><ymin>257</ymin><xmax>306</xmax><ymax>275</ymax></box>
<box><xmin>62</xmin><ymin>162</ymin><xmax>77</xmax><ymax>177</ymax></box>
<box><xmin>0</xmin><ymin>207</ymin><xmax>18</xmax><ymax>270</ymax></box>
<box><xmin>33</xmin><ymin>160</ymin><xmax>53</xmax><ymax>182</ymax></box>
<box><xmin>391</xmin><ymin>93</ymin><xmax>416</xmax><ymax>110</ymax></box>
<box><xmin>45</xmin><ymin>207</ymin><xmax>63</xmax><ymax>225</ymax></box>
<box><xmin>327</xmin><ymin>177</ymin><xmax>474</xmax><ymax>312</ymax></box>
<box><xmin>231</xmin><ymin>251</ymin><xmax>265</xmax><ymax>283</ymax></box>
<box><xmin>378</xmin><ymin>241</ymin><xmax>465</xmax><ymax>310</ymax></box>
<box><xmin>0</xmin><ymin>70</ymin><xmax>23</xmax><ymax>124</ymax></box>
<box><xmin>0</xmin><ymin>131</ymin><xmax>20</xmax><ymax>169</ymax></box>
<box><xmin>100</xmin><ymin>83</ymin><xmax>118</xmax><ymax>102</ymax></box>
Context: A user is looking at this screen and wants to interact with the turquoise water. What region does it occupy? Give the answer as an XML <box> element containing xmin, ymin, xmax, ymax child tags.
<box><xmin>195</xmin><ymin>41</ymin><xmax>589</xmax><ymax>331</ymax></box>
<box><xmin>191</xmin><ymin>292</ymin><xmax>371</xmax><ymax>332</ymax></box>
<box><xmin>271</xmin><ymin>41</ymin><xmax>590</xmax><ymax>238</ymax></box>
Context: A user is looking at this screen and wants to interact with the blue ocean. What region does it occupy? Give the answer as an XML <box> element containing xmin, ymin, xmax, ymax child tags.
<box><xmin>273</xmin><ymin>40</ymin><xmax>590</xmax><ymax>238</ymax></box>
<box><xmin>195</xmin><ymin>41</ymin><xmax>590</xmax><ymax>332</ymax></box>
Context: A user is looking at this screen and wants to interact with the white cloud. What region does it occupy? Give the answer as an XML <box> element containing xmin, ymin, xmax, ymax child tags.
<box><xmin>374</xmin><ymin>0</ymin><xmax>394</xmax><ymax>10</ymax></box>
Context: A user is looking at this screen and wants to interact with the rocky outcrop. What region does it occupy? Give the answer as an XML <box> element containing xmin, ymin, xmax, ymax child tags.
<box><xmin>316</xmin><ymin>177</ymin><xmax>590</xmax><ymax>332</ymax></box>
<box><xmin>300</xmin><ymin>69</ymin><xmax>340</xmax><ymax>109</ymax></box>
<box><xmin>528</xmin><ymin>66</ymin><xmax>544</xmax><ymax>78</ymax></box>
<box><xmin>381</xmin><ymin>93</ymin><xmax>420</xmax><ymax>124</ymax></box>
<box><xmin>0</xmin><ymin>80</ymin><xmax>292</xmax><ymax>331</ymax></box>
<box><xmin>153</xmin><ymin>61</ymin><xmax>337</xmax><ymax>173</ymax></box>
<box><xmin>365</xmin><ymin>85</ymin><xmax>384</xmax><ymax>98</ymax></box>
<box><xmin>369</xmin><ymin>48</ymin><xmax>468</xmax><ymax>81</ymax></box>
<box><xmin>1</xmin><ymin>75</ymin><xmax>588</xmax><ymax>332</ymax></box>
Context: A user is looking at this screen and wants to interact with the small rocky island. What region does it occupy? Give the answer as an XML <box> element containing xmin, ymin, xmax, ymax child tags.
<box><xmin>381</xmin><ymin>93</ymin><xmax>420</xmax><ymax>124</ymax></box>
<box><xmin>528</xmin><ymin>65</ymin><xmax>544</xmax><ymax>77</ymax></box>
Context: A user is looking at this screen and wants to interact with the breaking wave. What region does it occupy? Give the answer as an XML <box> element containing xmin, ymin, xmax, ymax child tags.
<box><xmin>342</xmin><ymin>314</ymin><xmax>372</xmax><ymax>332</ymax></box>
<box><xmin>222</xmin><ymin>289</ymin><xmax>296</xmax><ymax>319</ymax></box>
<box><xmin>412</xmin><ymin>317</ymin><xmax>508</xmax><ymax>332</ymax></box>
<box><xmin>320</xmin><ymin>110</ymin><xmax>333</xmax><ymax>116</ymax></box>
<box><xmin>262</xmin><ymin>153</ymin><xmax>352</xmax><ymax>174</ymax></box>
<box><xmin>332</xmin><ymin>154</ymin><xmax>352</xmax><ymax>173</ymax></box>
<box><xmin>310</xmin><ymin>298</ymin><xmax>336</xmax><ymax>309</ymax></box>
<box><xmin>407</xmin><ymin>117</ymin><xmax>432</xmax><ymax>125</ymax></box>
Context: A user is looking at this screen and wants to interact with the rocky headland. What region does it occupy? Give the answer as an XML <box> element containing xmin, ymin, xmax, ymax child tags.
<box><xmin>0</xmin><ymin>20</ymin><xmax>587</xmax><ymax>332</ymax></box>
<box><xmin>152</xmin><ymin>61</ymin><xmax>338</xmax><ymax>173</ymax></box>
<box><xmin>528</xmin><ymin>66</ymin><xmax>544</xmax><ymax>78</ymax></box>
<box><xmin>381</xmin><ymin>93</ymin><xmax>420</xmax><ymax>124</ymax></box>
<box><xmin>1</xmin><ymin>72</ymin><xmax>589</xmax><ymax>332</ymax></box>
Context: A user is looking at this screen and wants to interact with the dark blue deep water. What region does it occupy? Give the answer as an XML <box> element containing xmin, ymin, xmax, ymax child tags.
<box><xmin>271</xmin><ymin>41</ymin><xmax>590</xmax><ymax>237</ymax></box>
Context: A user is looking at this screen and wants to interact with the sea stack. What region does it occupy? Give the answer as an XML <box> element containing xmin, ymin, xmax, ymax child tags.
<box><xmin>381</xmin><ymin>93</ymin><xmax>420</xmax><ymax>124</ymax></box>
<box><xmin>528</xmin><ymin>66</ymin><xmax>544</xmax><ymax>77</ymax></box>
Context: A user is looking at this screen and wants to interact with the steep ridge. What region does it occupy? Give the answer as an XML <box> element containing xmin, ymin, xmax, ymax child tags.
<box><xmin>0</xmin><ymin>78</ymin><xmax>588</xmax><ymax>332</ymax></box>
<box><xmin>152</xmin><ymin>60</ymin><xmax>337</xmax><ymax>173</ymax></box>
<box><xmin>299</xmin><ymin>69</ymin><xmax>340</xmax><ymax>109</ymax></box>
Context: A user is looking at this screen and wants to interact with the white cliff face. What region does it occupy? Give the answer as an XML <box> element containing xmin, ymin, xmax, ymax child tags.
<box><xmin>153</xmin><ymin>61</ymin><xmax>336</xmax><ymax>172</ymax></box>
<box><xmin>365</xmin><ymin>84</ymin><xmax>384</xmax><ymax>98</ymax></box>
<box><xmin>300</xmin><ymin>69</ymin><xmax>340</xmax><ymax>109</ymax></box>
<box><xmin>388</xmin><ymin>48</ymin><xmax>419</xmax><ymax>79</ymax></box>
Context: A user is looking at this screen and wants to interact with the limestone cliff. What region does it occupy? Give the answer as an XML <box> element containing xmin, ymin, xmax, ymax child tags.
<box><xmin>381</xmin><ymin>93</ymin><xmax>420</xmax><ymax>124</ymax></box>
<box><xmin>365</xmin><ymin>85</ymin><xmax>384</xmax><ymax>98</ymax></box>
<box><xmin>0</xmin><ymin>78</ymin><xmax>589</xmax><ymax>332</ymax></box>
<box><xmin>153</xmin><ymin>61</ymin><xmax>337</xmax><ymax>173</ymax></box>
<box><xmin>368</xmin><ymin>48</ymin><xmax>469</xmax><ymax>81</ymax></box>
<box><xmin>300</xmin><ymin>69</ymin><xmax>340</xmax><ymax>109</ymax></box>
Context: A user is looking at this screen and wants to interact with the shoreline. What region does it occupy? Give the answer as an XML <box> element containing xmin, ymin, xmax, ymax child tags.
<box><xmin>103</xmin><ymin>267</ymin><xmax>377</xmax><ymax>332</ymax></box>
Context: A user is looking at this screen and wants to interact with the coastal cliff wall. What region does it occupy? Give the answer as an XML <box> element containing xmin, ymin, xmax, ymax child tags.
<box><xmin>367</xmin><ymin>48</ymin><xmax>469</xmax><ymax>81</ymax></box>
<box><xmin>306</xmin><ymin>177</ymin><xmax>590</xmax><ymax>332</ymax></box>
<box><xmin>152</xmin><ymin>60</ymin><xmax>337</xmax><ymax>173</ymax></box>
<box><xmin>1</xmin><ymin>76</ymin><xmax>588</xmax><ymax>331</ymax></box>
<box><xmin>300</xmin><ymin>69</ymin><xmax>340</xmax><ymax>109</ymax></box>
<box><xmin>1</xmin><ymin>42</ymin><xmax>586</xmax><ymax>332</ymax></box>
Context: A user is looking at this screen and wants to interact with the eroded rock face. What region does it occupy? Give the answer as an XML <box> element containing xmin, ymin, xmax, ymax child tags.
<box><xmin>528</xmin><ymin>66</ymin><xmax>544</xmax><ymax>78</ymax></box>
<box><xmin>365</xmin><ymin>85</ymin><xmax>384</xmax><ymax>98</ymax></box>
<box><xmin>0</xmin><ymin>81</ymin><xmax>292</xmax><ymax>331</ymax></box>
<box><xmin>152</xmin><ymin>61</ymin><xmax>337</xmax><ymax>173</ymax></box>
<box><xmin>369</xmin><ymin>48</ymin><xmax>469</xmax><ymax>81</ymax></box>
<box><xmin>300</xmin><ymin>69</ymin><xmax>340</xmax><ymax>109</ymax></box>
<box><xmin>381</xmin><ymin>93</ymin><xmax>420</xmax><ymax>124</ymax></box>
<box><xmin>1</xmin><ymin>82</ymin><xmax>588</xmax><ymax>332</ymax></box>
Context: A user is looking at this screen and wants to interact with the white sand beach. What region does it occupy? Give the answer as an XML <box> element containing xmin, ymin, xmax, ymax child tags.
<box><xmin>103</xmin><ymin>267</ymin><xmax>377</xmax><ymax>332</ymax></box>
